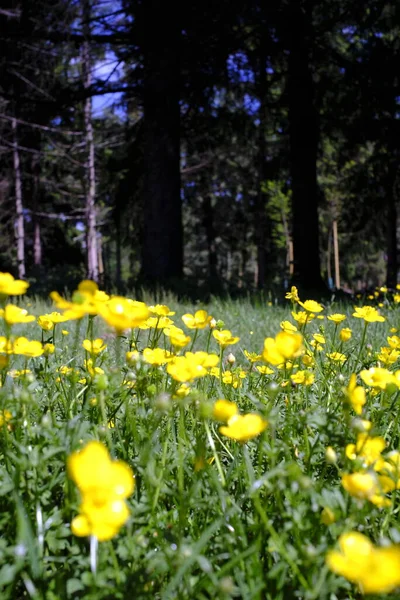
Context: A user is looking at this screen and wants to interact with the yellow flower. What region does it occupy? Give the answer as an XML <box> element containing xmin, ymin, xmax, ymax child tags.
<box><xmin>82</xmin><ymin>338</ymin><xmax>107</xmax><ymax>355</ymax></box>
<box><xmin>346</xmin><ymin>374</ymin><xmax>366</xmax><ymax>415</ymax></box>
<box><xmin>212</xmin><ymin>329</ymin><xmax>240</xmax><ymax>348</ymax></box>
<box><xmin>280</xmin><ymin>320</ymin><xmax>298</xmax><ymax>333</ymax></box>
<box><xmin>298</xmin><ymin>300</ymin><xmax>324</xmax><ymax>313</ymax></box>
<box><xmin>312</xmin><ymin>333</ymin><xmax>326</xmax><ymax>345</ymax></box>
<box><xmin>394</xmin><ymin>293</ymin><xmax>400</xmax><ymax>304</ymax></box>
<box><xmin>360</xmin><ymin>367</ymin><xmax>396</xmax><ymax>390</ymax></box>
<box><xmin>302</xmin><ymin>353</ymin><xmax>314</xmax><ymax>367</ymax></box>
<box><xmin>352</xmin><ymin>306</ymin><xmax>385</xmax><ymax>323</ymax></box>
<box><xmin>285</xmin><ymin>286</ymin><xmax>299</xmax><ymax>302</ymax></box>
<box><xmin>139</xmin><ymin>316</ymin><xmax>174</xmax><ymax>330</ymax></box>
<box><xmin>326</xmin><ymin>532</ymin><xmax>400</xmax><ymax>594</ymax></box>
<box><xmin>43</xmin><ymin>343</ymin><xmax>55</xmax><ymax>356</ymax></box>
<box><xmin>148</xmin><ymin>304</ymin><xmax>175</xmax><ymax>316</ymax></box>
<box><xmin>173</xmin><ymin>383</ymin><xmax>191</xmax><ymax>398</ymax></box>
<box><xmin>243</xmin><ymin>350</ymin><xmax>261</xmax><ymax>363</ymax></box>
<box><xmin>0</xmin><ymin>273</ymin><xmax>29</xmax><ymax>296</ymax></box>
<box><xmin>0</xmin><ymin>304</ymin><xmax>35</xmax><ymax>325</ymax></box>
<box><xmin>291</xmin><ymin>311</ymin><xmax>315</xmax><ymax>326</ymax></box>
<box><xmin>290</xmin><ymin>370</ymin><xmax>314</xmax><ymax>386</ymax></box>
<box><xmin>182</xmin><ymin>310</ymin><xmax>212</xmax><ymax>329</ymax></box>
<box><xmin>142</xmin><ymin>347</ymin><xmax>173</xmax><ymax>366</ymax></box>
<box><xmin>13</xmin><ymin>337</ymin><xmax>43</xmax><ymax>358</ymax></box>
<box><xmin>219</xmin><ymin>414</ymin><xmax>267</xmax><ymax>442</ymax></box>
<box><xmin>51</xmin><ymin>282</ymin><xmax>109</xmax><ymax>320</ymax></box>
<box><xmin>326</xmin><ymin>352</ymin><xmax>347</xmax><ymax>363</ymax></box>
<box><xmin>327</xmin><ymin>313</ymin><xmax>346</xmax><ymax>324</ymax></box>
<box><xmin>212</xmin><ymin>399</ymin><xmax>238</xmax><ymax>422</ymax></box>
<box><xmin>387</xmin><ymin>335</ymin><xmax>400</xmax><ymax>348</ymax></box>
<box><xmin>342</xmin><ymin>472</ymin><xmax>378</xmax><ymax>499</ymax></box>
<box><xmin>37</xmin><ymin>312</ymin><xmax>69</xmax><ymax>330</ymax></box>
<box><xmin>339</xmin><ymin>327</ymin><xmax>352</xmax><ymax>342</ymax></box>
<box><xmin>377</xmin><ymin>346</ymin><xmax>400</xmax><ymax>366</ymax></box>
<box><xmin>262</xmin><ymin>331</ymin><xmax>303</xmax><ymax>366</ymax></box>
<box><xmin>167</xmin><ymin>352</ymin><xmax>219</xmax><ymax>382</ymax></box>
<box><xmin>256</xmin><ymin>365</ymin><xmax>274</xmax><ymax>375</ymax></box>
<box><xmin>99</xmin><ymin>298</ymin><xmax>150</xmax><ymax>332</ymax></box>
<box><xmin>345</xmin><ymin>434</ymin><xmax>386</xmax><ymax>469</ymax></box>
<box><xmin>0</xmin><ymin>409</ymin><xmax>12</xmax><ymax>427</ymax></box>
<box><xmin>164</xmin><ymin>326</ymin><xmax>191</xmax><ymax>348</ymax></box>
<box><xmin>68</xmin><ymin>440</ymin><xmax>134</xmax><ymax>541</ymax></box>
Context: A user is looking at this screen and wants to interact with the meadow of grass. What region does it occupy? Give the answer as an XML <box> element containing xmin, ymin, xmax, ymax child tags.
<box><xmin>1</xmin><ymin>276</ymin><xmax>400</xmax><ymax>599</ymax></box>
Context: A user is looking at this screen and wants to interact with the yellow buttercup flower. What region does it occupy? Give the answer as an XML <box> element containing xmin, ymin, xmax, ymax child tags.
<box><xmin>212</xmin><ymin>399</ymin><xmax>238</xmax><ymax>422</ymax></box>
<box><xmin>377</xmin><ymin>346</ymin><xmax>400</xmax><ymax>366</ymax></box>
<box><xmin>37</xmin><ymin>312</ymin><xmax>69</xmax><ymax>330</ymax></box>
<box><xmin>99</xmin><ymin>298</ymin><xmax>150</xmax><ymax>332</ymax></box>
<box><xmin>262</xmin><ymin>331</ymin><xmax>303</xmax><ymax>366</ymax></box>
<box><xmin>339</xmin><ymin>327</ymin><xmax>352</xmax><ymax>342</ymax></box>
<box><xmin>280</xmin><ymin>320</ymin><xmax>298</xmax><ymax>333</ymax></box>
<box><xmin>182</xmin><ymin>310</ymin><xmax>212</xmax><ymax>329</ymax></box>
<box><xmin>360</xmin><ymin>367</ymin><xmax>395</xmax><ymax>390</ymax></box>
<box><xmin>326</xmin><ymin>532</ymin><xmax>400</xmax><ymax>594</ymax></box>
<box><xmin>285</xmin><ymin>286</ymin><xmax>299</xmax><ymax>302</ymax></box>
<box><xmin>326</xmin><ymin>352</ymin><xmax>347</xmax><ymax>363</ymax></box>
<box><xmin>167</xmin><ymin>352</ymin><xmax>219</xmax><ymax>382</ymax></box>
<box><xmin>148</xmin><ymin>304</ymin><xmax>175</xmax><ymax>317</ymax></box>
<box><xmin>352</xmin><ymin>306</ymin><xmax>385</xmax><ymax>323</ymax></box>
<box><xmin>212</xmin><ymin>329</ymin><xmax>240</xmax><ymax>348</ymax></box>
<box><xmin>164</xmin><ymin>326</ymin><xmax>191</xmax><ymax>348</ymax></box>
<box><xmin>291</xmin><ymin>311</ymin><xmax>315</xmax><ymax>326</ymax></box>
<box><xmin>298</xmin><ymin>300</ymin><xmax>323</xmax><ymax>313</ymax></box>
<box><xmin>219</xmin><ymin>413</ymin><xmax>267</xmax><ymax>442</ymax></box>
<box><xmin>0</xmin><ymin>304</ymin><xmax>35</xmax><ymax>325</ymax></box>
<box><xmin>43</xmin><ymin>343</ymin><xmax>55</xmax><ymax>356</ymax></box>
<box><xmin>291</xmin><ymin>370</ymin><xmax>314</xmax><ymax>386</ymax></box>
<box><xmin>346</xmin><ymin>374</ymin><xmax>366</xmax><ymax>415</ymax></box>
<box><xmin>321</xmin><ymin>507</ymin><xmax>336</xmax><ymax>525</ymax></box>
<box><xmin>341</xmin><ymin>472</ymin><xmax>378</xmax><ymax>499</ymax></box>
<box><xmin>0</xmin><ymin>273</ymin><xmax>29</xmax><ymax>296</ymax></box>
<box><xmin>327</xmin><ymin>313</ymin><xmax>346</xmax><ymax>324</ymax></box>
<box><xmin>243</xmin><ymin>350</ymin><xmax>261</xmax><ymax>363</ymax></box>
<box><xmin>256</xmin><ymin>365</ymin><xmax>274</xmax><ymax>375</ymax></box>
<box><xmin>82</xmin><ymin>338</ymin><xmax>107</xmax><ymax>355</ymax></box>
<box><xmin>68</xmin><ymin>440</ymin><xmax>134</xmax><ymax>542</ymax></box>
<box><xmin>143</xmin><ymin>347</ymin><xmax>173</xmax><ymax>366</ymax></box>
<box><xmin>0</xmin><ymin>410</ymin><xmax>12</xmax><ymax>427</ymax></box>
<box><xmin>345</xmin><ymin>433</ymin><xmax>386</xmax><ymax>469</ymax></box>
<box><xmin>387</xmin><ymin>335</ymin><xmax>400</xmax><ymax>348</ymax></box>
<box><xmin>12</xmin><ymin>337</ymin><xmax>43</xmax><ymax>358</ymax></box>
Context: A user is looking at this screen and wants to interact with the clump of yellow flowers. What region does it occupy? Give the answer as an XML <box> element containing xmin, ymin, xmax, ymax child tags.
<box><xmin>68</xmin><ymin>441</ymin><xmax>134</xmax><ymax>541</ymax></box>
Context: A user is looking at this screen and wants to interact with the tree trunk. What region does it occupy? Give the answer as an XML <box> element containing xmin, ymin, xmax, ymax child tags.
<box><xmin>255</xmin><ymin>34</ymin><xmax>270</xmax><ymax>290</ymax></box>
<box><xmin>386</xmin><ymin>167</ymin><xmax>398</xmax><ymax>288</ymax></box>
<box><xmin>288</xmin><ymin>3</ymin><xmax>325</xmax><ymax>294</ymax></box>
<box><xmin>203</xmin><ymin>193</ymin><xmax>219</xmax><ymax>293</ymax></box>
<box><xmin>12</xmin><ymin>117</ymin><xmax>25</xmax><ymax>279</ymax></box>
<box><xmin>141</xmin><ymin>0</ymin><xmax>183</xmax><ymax>285</ymax></box>
<box><xmin>82</xmin><ymin>0</ymin><xmax>98</xmax><ymax>282</ymax></box>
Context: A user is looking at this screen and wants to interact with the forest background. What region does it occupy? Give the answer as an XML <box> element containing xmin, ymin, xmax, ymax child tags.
<box><xmin>1</xmin><ymin>0</ymin><xmax>399</xmax><ymax>298</ymax></box>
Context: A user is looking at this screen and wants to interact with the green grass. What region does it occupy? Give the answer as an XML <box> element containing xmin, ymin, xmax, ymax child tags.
<box><xmin>1</xmin><ymin>288</ymin><xmax>400</xmax><ymax>599</ymax></box>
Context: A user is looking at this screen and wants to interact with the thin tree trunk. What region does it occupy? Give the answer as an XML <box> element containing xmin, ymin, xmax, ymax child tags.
<box><xmin>288</xmin><ymin>3</ymin><xmax>325</xmax><ymax>294</ymax></box>
<box><xmin>255</xmin><ymin>38</ymin><xmax>270</xmax><ymax>290</ymax></box>
<box><xmin>12</xmin><ymin>117</ymin><xmax>25</xmax><ymax>279</ymax></box>
<box><xmin>386</xmin><ymin>172</ymin><xmax>398</xmax><ymax>289</ymax></box>
<box><xmin>82</xmin><ymin>0</ymin><xmax>98</xmax><ymax>282</ymax></box>
<box><xmin>203</xmin><ymin>193</ymin><xmax>219</xmax><ymax>293</ymax></box>
<box><xmin>142</xmin><ymin>0</ymin><xmax>183</xmax><ymax>285</ymax></box>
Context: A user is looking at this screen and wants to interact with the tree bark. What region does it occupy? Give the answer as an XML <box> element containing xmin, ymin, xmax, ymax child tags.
<box><xmin>255</xmin><ymin>31</ymin><xmax>270</xmax><ymax>290</ymax></box>
<box><xmin>12</xmin><ymin>117</ymin><xmax>25</xmax><ymax>279</ymax></box>
<box><xmin>82</xmin><ymin>0</ymin><xmax>98</xmax><ymax>282</ymax></box>
<box><xmin>141</xmin><ymin>0</ymin><xmax>183</xmax><ymax>285</ymax></box>
<box><xmin>288</xmin><ymin>3</ymin><xmax>325</xmax><ymax>294</ymax></box>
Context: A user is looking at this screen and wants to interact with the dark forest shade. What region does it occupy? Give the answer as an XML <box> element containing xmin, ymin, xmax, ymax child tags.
<box><xmin>141</xmin><ymin>1</ymin><xmax>183</xmax><ymax>285</ymax></box>
<box><xmin>288</xmin><ymin>4</ymin><xmax>325</xmax><ymax>293</ymax></box>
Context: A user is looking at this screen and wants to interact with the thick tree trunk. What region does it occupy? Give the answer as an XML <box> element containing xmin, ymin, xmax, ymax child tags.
<box><xmin>141</xmin><ymin>1</ymin><xmax>183</xmax><ymax>285</ymax></box>
<box><xmin>12</xmin><ymin>117</ymin><xmax>25</xmax><ymax>279</ymax></box>
<box><xmin>288</xmin><ymin>4</ymin><xmax>325</xmax><ymax>294</ymax></box>
<box><xmin>82</xmin><ymin>0</ymin><xmax>98</xmax><ymax>282</ymax></box>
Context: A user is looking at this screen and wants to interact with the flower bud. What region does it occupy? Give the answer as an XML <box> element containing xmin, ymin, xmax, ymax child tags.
<box><xmin>321</xmin><ymin>507</ymin><xmax>336</xmax><ymax>525</ymax></box>
<box><xmin>227</xmin><ymin>353</ymin><xmax>236</xmax><ymax>365</ymax></box>
<box><xmin>325</xmin><ymin>446</ymin><xmax>337</xmax><ymax>464</ymax></box>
